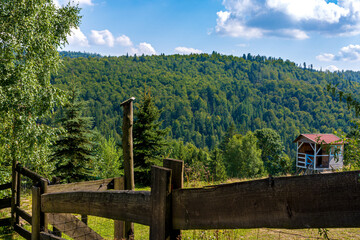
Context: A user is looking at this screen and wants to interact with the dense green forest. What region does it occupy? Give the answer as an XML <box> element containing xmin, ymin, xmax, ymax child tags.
<box><xmin>53</xmin><ymin>52</ymin><xmax>359</xmax><ymax>159</ymax></box>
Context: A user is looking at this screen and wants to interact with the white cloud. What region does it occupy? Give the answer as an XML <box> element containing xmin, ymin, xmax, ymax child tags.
<box><xmin>324</xmin><ymin>65</ymin><xmax>339</xmax><ymax>72</ymax></box>
<box><xmin>116</xmin><ymin>35</ymin><xmax>133</xmax><ymax>47</ymax></box>
<box><xmin>174</xmin><ymin>47</ymin><xmax>202</xmax><ymax>54</ymax></box>
<box><xmin>54</xmin><ymin>0</ymin><xmax>93</xmax><ymax>7</ymax></box>
<box><xmin>337</xmin><ymin>44</ymin><xmax>360</xmax><ymax>61</ymax></box>
<box><xmin>316</xmin><ymin>53</ymin><xmax>335</xmax><ymax>61</ymax></box>
<box><xmin>129</xmin><ymin>42</ymin><xmax>157</xmax><ymax>55</ymax></box>
<box><xmin>215</xmin><ymin>11</ymin><xmax>264</xmax><ymax>38</ymax></box>
<box><xmin>317</xmin><ymin>44</ymin><xmax>360</xmax><ymax>62</ymax></box>
<box><xmin>267</xmin><ymin>0</ymin><xmax>348</xmax><ymax>23</ymax></box>
<box><xmin>279</xmin><ymin>29</ymin><xmax>309</xmax><ymax>39</ymax></box>
<box><xmin>216</xmin><ymin>0</ymin><xmax>360</xmax><ymax>39</ymax></box>
<box><xmin>137</xmin><ymin>42</ymin><xmax>156</xmax><ymax>55</ymax></box>
<box><xmin>67</xmin><ymin>27</ymin><xmax>89</xmax><ymax>47</ymax></box>
<box><xmin>90</xmin><ymin>30</ymin><xmax>115</xmax><ymax>47</ymax></box>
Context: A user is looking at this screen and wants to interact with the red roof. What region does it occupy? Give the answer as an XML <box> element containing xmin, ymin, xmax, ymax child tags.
<box><xmin>293</xmin><ymin>134</ymin><xmax>344</xmax><ymax>145</ymax></box>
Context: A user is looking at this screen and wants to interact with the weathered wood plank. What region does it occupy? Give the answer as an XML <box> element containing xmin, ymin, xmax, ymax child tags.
<box><xmin>18</xmin><ymin>165</ymin><xmax>45</xmax><ymax>182</ymax></box>
<box><xmin>150</xmin><ymin>166</ymin><xmax>172</xmax><ymax>240</ymax></box>
<box><xmin>121</xmin><ymin>97</ymin><xmax>135</xmax><ymax>239</ymax></box>
<box><xmin>172</xmin><ymin>171</ymin><xmax>360</xmax><ymax>229</ymax></box>
<box><xmin>42</xmin><ymin>190</ymin><xmax>151</xmax><ymax>225</ymax></box>
<box><xmin>163</xmin><ymin>159</ymin><xmax>184</xmax><ymax>240</ymax></box>
<box><xmin>32</xmin><ymin>187</ymin><xmax>41</xmax><ymax>240</ymax></box>
<box><xmin>0</xmin><ymin>217</ymin><xmax>11</xmax><ymax>227</ymax></box>
<box><xmin>48</xmin><ymin>213</ymin><xmax>103</xmax><ymax>240</ymax></box>
<box><xmin>114</xmin><ymin>177</ymin><xmax>125</xmax><ymax>240</ymax></box>
<box><xmin>47</xmin><ymin>178</ymin><xmax>117</xmax><ymax>193</ymax></box>
<box><xmin>16</xmin><ymin>206</ymin><xmax>32</xmax><ymax>224</ymax></box>
<box><xmin>14</xmin><ymin>224</ymin><xmax>31</xmax><ymax>240</ymax></box>
<box><xmin>0</xmin><ymin>197</ymin><xmax>11</xmax><ymax>210</ymax></box>
<box><xmin>0</xmin><ymin>182</ymin><xmax>12</xmax><ymax>191</ymax></box>
<box><xmin>16</xmin><ymin>171</ymin><xmax>21</xmax><ymax>224</ymax></box>
<box><xmin>40</xmin><ymin>231</ymin><xmax>67</xmax><ymax>240</ymax></box>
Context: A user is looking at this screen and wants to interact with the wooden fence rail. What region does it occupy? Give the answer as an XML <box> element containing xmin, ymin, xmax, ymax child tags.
<box><xmin>42</xmin><ymin>190</ymin><xmax>152</xmax><ymax>225</ymax></box>
<box><xmin>40</xmin><ymin>166</ymin><xmax>360</xmax><ymax>240</ymax></box>
<box><xmin>172</xmin><ymin>170</ymin><xmax>360</xmax><ymax>229</ymax></box>
<box><xmin>0</xmin><ymin>182</ymin><xmax>12</xmax><ymax>228</ymax></box>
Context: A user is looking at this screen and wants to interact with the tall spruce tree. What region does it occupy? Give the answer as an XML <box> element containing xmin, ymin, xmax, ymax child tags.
<box><xmin>50</xmin><ymin>86</ymin><xmax>97</xmax><ymax>183</ymax></box>
<box><xmin>133</xmin><ymin>90</ymin><xmax>168</xmax><ymax>183</ymax></box>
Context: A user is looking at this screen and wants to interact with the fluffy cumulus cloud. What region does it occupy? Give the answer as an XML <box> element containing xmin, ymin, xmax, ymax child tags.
<box><xmin>116</xmin><ymin>35</ymin><xmax>133</xmax><ymax>47</ymax></box>
<box><xmin>131</xmin><ymin>42</ymin><xmax>157</xmax><ymax>55</ymax></box>
<box><xmin>324</xmin><ymin>65</ymin><xmax>339</xmax><ymax>72</ymax></box>
<box><xmin>66</xmin><ymin>28</ymin><xmax>156</xmax><ymax>56</ymax></box>
<box><xmin>216</xmin><ymin>0</ymin><xmax>360</xmax><ymax>39</ymax></box>
<box><xmin>90</xmin><ymin>30</ymin><xmax>115</xmax><ymax>47</ymax></box>
<box><xmin>174</xmin><ymin>47</ymin><xmax>202</xmax><ymax>54</ymax></box>
<box><xmin>317</xmin><ymin>44</ymin><xmax>360</xmax><ymax>62</ymax></box>
<box><xmin>67</xmin><ymin>27</ymin><xmax>89</xmax><ymax>47</ymax></box>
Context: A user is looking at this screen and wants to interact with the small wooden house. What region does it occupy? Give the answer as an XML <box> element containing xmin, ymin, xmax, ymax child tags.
<box><xmin>293</xmin><ymin>134</ymin><xmax>344</xmax><ymax>171</ymax></box>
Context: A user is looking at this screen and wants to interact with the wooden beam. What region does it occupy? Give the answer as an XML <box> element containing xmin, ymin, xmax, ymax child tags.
<box><xmin>48</xmin><ymin>213</ymin><xmax>103</xmax><ymax>240</ymax></box>
<box><xmin>17</xmin><ymin>165</ymin><xmax>45</xmax><ymax>182</ymax></box>
<box><xmin>0</xmin><ymin>182</ymin><xmax>12</xmax><ymax>191</ymax></box>
<box><xmin>121</xmin><ymin>97</ymin><xmax>135</xmax><ymax>191</ymax></box>
<box><xmin>172</xmin><ymin>171</ymin><xmax>360</xmax><ymax>229</ymax></box>
<box><xmin>163</xmin><ymin>159</ymin><xmax>184</xmax><ymax>240</ymax></box>
<box><xmin>0</xmin><ymin>217</ymin><xmax>11</xmax><ymax>227</ymax></box>
<box><xmin>150</xmin><ymin>166</ymin><xmax>172</xmax><ymax>240</ymax></box>
<box><xmin>163</xmin><ymin>159</ymin><xmax>184</xmax><ymax>190</ymax></box>
<box><xmin>16</xmin><ymin>171</ymin><xmax>21</xmax><ymax>224</ymax></box>
<box><xmin>0</xmin><ymin>197</ymin><xmax>11</xmax><ymax>210</ymax></box>
<box><xmin>32</xmin><ymin>186</ymin><xmax>41</xmax><ymax>240</ymax></box>
<box><xmin>42</xmin><ymin>190</ymin><xmax>151</xmax><ymax>226</ymax></box>
<box><xmin>114</xmin><ymin>177</ymin><xmax>125</xmax><ymax>240</ymax></box>
<box><xmin>14</xmin><ymin>224</ymin><xmax>31</xmax><ymax>240</ymax></box>
<box><xmin>121</xmin><ymin>97</ymin><xmax>135</xmax><ymax>239</ymax></box>
<box><xmin>47</xmin><ymin>178</ymin><xmax>117</xmax><ymax>193</ymax></box>
<box><xmin>40</xmin><ymin>232</ymin><xmax>67</xmax><ymax>240</ymax></box>
<box><xmin>16</xmin><ymin>206</ymin><xmax>32</xmax><ymax>224</ymax></box>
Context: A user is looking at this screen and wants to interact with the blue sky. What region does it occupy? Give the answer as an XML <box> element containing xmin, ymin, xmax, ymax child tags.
<box><xmin>58</xmin><ymin>0</ymin><xmax>360</xmax><ymax>71</ymax></box>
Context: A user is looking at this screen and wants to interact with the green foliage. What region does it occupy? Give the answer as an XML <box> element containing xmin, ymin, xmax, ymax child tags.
<box><xmin>254</xmin><ymin>128</ymin><xmax>290</xmax><ymax>175</ymax></box>
<box><xmin>209</xmin><ymin>148</ymin><xmax>227</xmax><ymax>181</ymax></box>
<box><xmin>50</xmin><ymin>87</ymin><xmax>97</xmax><ymax>182</ymax></box>
<box><xmin>223</xmin><ymin>132</ymin><xmax>265</xmax><ymax>178</ymax></box>
<box><xmin>51</xmin><ymin>53</ymin><xmax>359</xmax><ymax>160</ymax></box>
<box><xmin>134</xmin><ymin>91</ymin><xmax>169</xmax><ymax>169</ymax></box>
<box><xmin>133</xmin><ymin>90</ymin><xmax>169</xmax><ymax>184</ymax></box>
<box><xmin>93</xmin><ymin>136</ymin><xmax>123</xmax><ymax>179</ymax></box>
<box><xmin>0</xmin><ymin>0</ymin><xmax>80</xmax><ymax>175</ymax></box>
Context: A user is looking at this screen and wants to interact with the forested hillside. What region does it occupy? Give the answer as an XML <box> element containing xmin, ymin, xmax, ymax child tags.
<box><xmin>52</xmin><ymin>52</ymin><xmax>360</xmax><ymax>157</ymax></box>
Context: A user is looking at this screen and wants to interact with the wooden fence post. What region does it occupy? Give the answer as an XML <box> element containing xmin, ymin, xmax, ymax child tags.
<box><xmin>150</xmin><ymin>166</ymin><xmax>172</xmax><ymax>240</ymax></box>
<box><xmin>114</xmin><ymin>177</ymin><xmax>125</xmax><ymax>240</ymax></box>
<box><xmin>32</xmin><ymin>186</ymin><xmax>41</xmax><ymax>240</ymax></box>
<box><xmin>163</xmin><ymin>159</ymin><xmax>184</xmax><ymax>240</ymax></box>
<box><xmin>40</xmin><ymin>179</ymin><xmax>48</xmax><ymax>233</ymax></box>
<box><xmin>121</xmin><ymin>97</ymin><xmax>135</xmax><ymax>239</ymax></box>
<box><xmin>15</xmin><ymin>165</ymin><xmax>21</xmax><ymax>225</ymax></box>
<box><xmin>11</xmin><ymin>160</ymin><xmax>18</xmax><ymax>227</ymax></box>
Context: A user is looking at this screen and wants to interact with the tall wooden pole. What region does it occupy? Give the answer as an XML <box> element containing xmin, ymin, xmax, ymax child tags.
<box><xmin>121</xmin><ymin>97</ymin><xmax>135</xmax><ymax>239</ymax></box>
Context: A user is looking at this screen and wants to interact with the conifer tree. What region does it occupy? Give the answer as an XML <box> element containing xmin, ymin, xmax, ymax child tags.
<box><xmin>50</xmin><ymin>87</ymin><xmax>97</xmax><ymax>183</ymax></box>
<box><xmin>133</xmin><ymin>89</ymin><xmax>168</xmax><ymax>183</ymax></box>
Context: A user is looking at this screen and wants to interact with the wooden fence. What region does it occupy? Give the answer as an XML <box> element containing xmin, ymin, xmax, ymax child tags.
<box><xmin>39</xmin><ymin>158</ymin><xmax>360</xmax><ymax>240</ymax></box>
<box><xmin>3</xmin><ymin>163</ymin><xmax>125</xmax><ymax>240</ymax></box>
<box><xmin>0</xmin><ymin>181</ymin><xmax>12</xmax><ymax>228</ymax></box>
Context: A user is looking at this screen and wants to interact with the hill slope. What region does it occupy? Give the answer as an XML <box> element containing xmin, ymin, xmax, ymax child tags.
<box><xmin>52</xmin><ymin>53</ymin><xmax>359</xmax><ymax>157</ymax></box>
